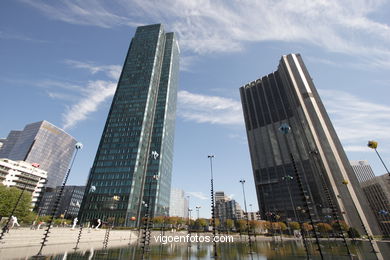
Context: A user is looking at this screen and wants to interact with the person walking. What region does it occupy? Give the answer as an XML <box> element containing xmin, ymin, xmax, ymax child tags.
<box><xmin>11</xmin><ymin>216</ymin><xmax>20</xmax><ymax>228</ymax></box>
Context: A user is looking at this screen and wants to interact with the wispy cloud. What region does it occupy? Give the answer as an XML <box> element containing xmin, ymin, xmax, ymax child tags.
<box><xmin>320</xmin><ymin>89</ymin><xmax>390</xmax><ymax>151</ymax></box>
<box><xmin>36</xmin><ymin>61</ymin><xmax>121</xmax><ymax>129</ymax></box>
<box><xmin>20</xmin><ymin>0</ymin><xmax>142</xmax><ymax>28</ymax></box>
<box><xmin>60</xmin><ymin>61</ymin><xmax>121</xmax><ymax>129</ymax></box>
<box><xmin>65</xmin><ymin>60</ymin><xmax>121</xmax><ymax>80</ymax></box>
<box><xmin>21</xmin><ymin>0</ymin><xmax>390</xmax><ymax>68</ymax></box>
<box><xmin>186</xmin><ymin>191</ymin><xmax>208</xmax><ymax>200</ymax></box>
<box><xmin>177</xmin><ymin>90</ymin><xmax>243</xmax><ymax>125</ymax></box>
<box><xmin>62</xmin><ymin>80</ymin><xmax>116</xmax><ymax>129</ymax></box>
<box><xmin>0</xmin><ymin>30</ymin><xmax>47</xmax><ymax>43</ymax></box>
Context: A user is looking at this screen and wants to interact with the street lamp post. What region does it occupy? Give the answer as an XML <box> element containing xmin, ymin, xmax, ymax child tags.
<box><xmin>36</xmin><ymin>142</ymin><xmax>83</xmax><ymax>257</ymax></box>
<box><xmin>196</xmin><ymin>206</ymin><xmax>201</xmax><ymax>228</ymax></box>
<box><xmin>240</xmin><ymin>179</ymin><xmax>253</xmax><ymax>254</ymax></box>
<box><xmin>187</xmin><ymin>195</ymin><xmax>190</xmax><ymax>233</ymax></box>
<box><xmin>188</xmin><ymin>209</ymin><xmax>193</xmax><ymax>232</ymax></box>
<box><xmin>196</xmin><ymin>206</ymin><xmax>201</xmax><ymax>249</ymax></box>
<box><xmin>208</xmin><ymin>155</ymin><xmax>218</xmax><ymax>258</ymax></box>
<box><xmin>141</xmin><ymin>174</ymin><xmax>159</xmax><ymax>257</ymax></box>
<box><xmin>368</xmin><ymin>141</ymin><xmax>390</xmax><ymax>176</ymax></box>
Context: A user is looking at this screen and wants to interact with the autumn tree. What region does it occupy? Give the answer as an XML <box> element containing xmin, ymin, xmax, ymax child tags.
<box><xmin>317</xmin><ymin>223</ymin><xmax>332</xmax><ymax>237</ymax></box>
<box><xmin>235</xmin><ymin>219</ymin><xmax>247</xmax><ymax>233</ymax></box>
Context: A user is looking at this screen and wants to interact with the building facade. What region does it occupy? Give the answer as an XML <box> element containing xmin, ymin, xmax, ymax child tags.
<box><xmin>0</xmin><ymin>121</ymin><xmax>77</xmax><ymax>188</ymax></box>
<box><xmin>0</xmin><ymin>158</ymin><xmax>47</xmax><ymax>208</ymax></box>
<box><xmin>39</xmin><ymin>185</ymin><xmax>85</xmax><ymax>218</ymax></box>
<box><xmin>79</xmin><ymin>24</ymin><xmax>179</xmax><ymax>227</ymax></box>
<box><xmin>215</xmin><ymin>191</ymin><xmax>244</xmax><ymax>221</ymax></box>
<box><xmin>247</xmin><ymin>211</ymin><xmax>261</xmax><ymax>221</ymax></box>
<box><xmin>169</xmin><ymin>188</ymin><xmax>188</xmax><ymax>218</ymax></box>
<box><xmin>240</xmin><ymin>53</ymin><xmax>381</xmax><ymax>236</ymax></box>
<box><xmin>350</xmin><ymin>160</ymin><xmax>376</xmax><ymax>183</ymax></box>
<box><xmin>361</xmin><ymin>174</ymin><xmax>390</xmax><ymax>238</ymax></box>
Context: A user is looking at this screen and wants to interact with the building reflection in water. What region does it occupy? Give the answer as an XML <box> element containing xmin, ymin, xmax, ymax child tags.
<box><xmin>28</xmin><ymin>240</ymin><xmax>390</xmax><ymax>260</ymax></box>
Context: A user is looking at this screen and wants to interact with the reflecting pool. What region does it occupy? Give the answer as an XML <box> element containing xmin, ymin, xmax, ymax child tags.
<box><xmin>20</xmin><ymin>239</ymin><xmax>390</xmax><ymax>260</ymax></box>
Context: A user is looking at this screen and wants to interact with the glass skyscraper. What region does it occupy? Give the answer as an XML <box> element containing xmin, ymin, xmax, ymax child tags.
<box><xmin>79</xmin><ymin>24</ymin><xmax>179</xmax><ymax>227</ymax></box>
<box><xmin>0</xmin><ymin>120</ymin><xmax>77</xmax><ymax>188</ymax></box>
<box><xmin>240</xmin><ymin>54</ymin><xmax>381</xmax><ymax>236</ymax></box>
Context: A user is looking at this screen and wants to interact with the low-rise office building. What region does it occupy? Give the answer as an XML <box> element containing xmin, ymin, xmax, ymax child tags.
<box><xmin>39</xmin><ymin>185</ymin><xmax>85</xmax><ymax>218</ymax></box>
<box><xmin>0</xmin><ymin>158</ymin><xmax>47</xmax><ymax>208</ymax></box>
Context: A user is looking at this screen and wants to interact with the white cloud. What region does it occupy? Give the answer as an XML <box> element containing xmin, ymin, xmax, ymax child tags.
<box><xmin>21</xmin><ymin>0</ymin><xmax>390</xmax><ymax>68</ymax></box>
<box><xmin>20</xmin><ymin>0</ymin><xmax>142</xmax><ymax>28</ymax></box>
<box><xmin>320</xmin><ymin>89</ymin><xmax>390</xmax><ymax>151</ymax></box>
<box><xmin>343</xmin><ymin>145</ymin><xmax>371</xmax><ymax>152</ymax></box>
<box><xmin>47</xmin><ymin>91</ymin><xmax>76</xmax><ymax>101</ymax></box>
<box><xmin>0</xmin><ymin>30</ymin><xmax>47</xmax><ymax>43</ymax></box>
<box><xmin>177</xmin><ymin>90</ymin><xmax>243</xmax><ymax>125</ymax></box>
<box><xmin>65</xmin><ymin>60</ymin><xmax>121</xmax><ymax>80</ymax></box>
<box><xmin>227</xmin><ymin>193</ymin><xmax>235</xmax><ymax>200</ymax></box>
<box><xmin>37</xmin><ymin>60</ymin><xmax>120</xmax><ymax>129</ymax></box>
<box><xmin>62</xmin><ymin>80</ymin><xmax>116</xmax><ymax>129</ymax></box>
<box><xmin>186</xmin><ymin>191</ymin><xmax>208</xmax><ymax>200</ymax></box>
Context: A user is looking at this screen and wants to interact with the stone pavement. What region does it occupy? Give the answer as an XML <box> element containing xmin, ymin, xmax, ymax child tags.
<box><xmin>0</xmin><ymin>227</ymin><xmax>137</xmax><ymax>259</ymax></box>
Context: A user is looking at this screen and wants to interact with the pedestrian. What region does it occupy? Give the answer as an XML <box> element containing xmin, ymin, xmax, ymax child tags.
<box><xmin>30</xmin><ymin>220</ymin><xmax>37</xmax><ymax>230</ymax></box>
<box><xmin>95</xmin><ymin>219</ymin><xmax>101</xmax><ymax>230</ymax></box>
<box><xmin>11</xmin><ymin>216</ymin><xmax>20</xmax><ymax>228</ymax></box>
<box><xmin>71</xmin><ymin>217</ymin><xmax>78</xmax><ymax>230</ymax></box>
<box><xmin>37</xmin><ymin>221</ymin><xmax>45</xmax><ymax>230</ymax></box>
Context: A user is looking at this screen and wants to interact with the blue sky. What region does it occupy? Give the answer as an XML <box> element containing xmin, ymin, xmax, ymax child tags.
<box><xmin>1</xmin><ymin>0</ymin><xmax>390</xmax><ymax>218</ymax></box>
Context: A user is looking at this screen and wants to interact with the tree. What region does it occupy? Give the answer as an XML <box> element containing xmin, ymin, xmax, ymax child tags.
<box><xmin>331</xmin><ymin>220</ymin><xmax>349</xmax><ymax>232</ymax></box>
<box><xmin>225</xmin><ymin>219</ymin><xmax>234</xmax><ymax>232</ymax></box>
<box><xmin>260</xmin><ymin>221</ymin><xmax>271</xmax><ymax>230</ymax></box>
<box><xmin>20</xmin><ymin>211</ymin><xmax>37</xmax><ymax>224</ymax></box>
<box><xmin>278</xmin><ymin>222</ymin><xmax>287</xmax><ymax>231</ymax></box>
<box><xmin>0</xmin><ymin>184</ymin><xmax>32</xmax><ymax>221</ymax></box>
<box><xmin>167</xmin><ymin>216</ymin><xmax>185</xmax><ymax>229</ymax></box>
<box><xmin>288</xmin><ymin>222</ymin><xmax>300</xmax><ymax>231</ymax></box>
<box><xmin>250</xmin><ymin>220</ymin><xmax>262</xmax><ymax>234</ymax></box>
<box><xmin>348</xmin><ymin>227</ymin><xmax>361</xmax><ymax>238</ymax></box>
<box><xmin>235</xmin><ymin>219</ymin><xmax>247</xmax><ymax>232</ymax></box>
<box><xmin>196</xmin><ymin>218</ymin><xmax>208</xmax><ymax>231</ymax></box>
<box><xmin>213</xmin><ymin>218</ymin><xmax>220</xmax><ymax>228</ymax></box>
<box><xmin>317</xmin><ymin>223</ymin><xmax>332</xmax><ymax>237</ymax></box>
<box><xmin>152</xmin><ymin>216</ymin><xmax>165</xmax><ymax>225</ymax></box>
<box><xmin>302</xmin><ymin>222</ymin><xmax>313</xmax><ymax>236</ymax></box>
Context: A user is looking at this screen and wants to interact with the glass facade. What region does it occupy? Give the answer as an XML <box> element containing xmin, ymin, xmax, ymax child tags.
<box><xmin>40</xmin><ymin>185</ymin><xmax>85</xmax><ymax>218</ymax></box>
<box><xmin>240</xmin><ymin>54</ymin><xmax>381</xmax><ymax>236</ymax></box>
<box><xmin>79</xmin><ymin>24</ymin><xmax>179</xmax><ymax>227</ymax></box>
<box><xmin>0</xmin><ymin>121</ymin><xmax>77</xmax><ymax>188</ymax></box>
<box><xmin>169</xmin><ymin>188</ymin><xmax>188</xmax><ymax>218</ymax></box>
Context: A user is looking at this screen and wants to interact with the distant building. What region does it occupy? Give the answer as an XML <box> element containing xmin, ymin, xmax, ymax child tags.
<box><xmin>169</xmin><ymin>188</ymin><xmax>188</xmax><ymax>218</ymax></box>
<box><xmin>351</xmin><ymin>160</ymin><xmax>376</xmax><ymax>183</ymax></box>
<box><xmin>39</xmin><ymin>186</ymin><xmax>85</xmax><ymax>218</ymax></box>
<box><xmin>0</xmin><ymin>158</ymin><xmax>47</xmax><ymax>208</ymax></box>
<box><xmin>247</xmin><ymin>211</ymin><xmax>261</xmax><ymax>221</ymax></box>
<box><xmin>361</xmin><ymin>174</ymin><xmax>390</xmax><ymax>238</ymax></box>
<box><xmin>240</xmin><ymin>53</ymin><xmax>381</xmax><ymax>236</ymax></box>
<box><xmin>215</xmin><ymin>191</ymin><xmax>229</xmax><ymax>202</ymax></box>
<box><xmin>0</xmin><ymin>121</ymin><xmax>77</xmax><ymax>188</ymax></box>
<box><xmin>215</xmin><ymin>191</ymin><xmax>243</xmax><ymax>221</ymax></box>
